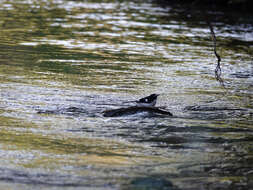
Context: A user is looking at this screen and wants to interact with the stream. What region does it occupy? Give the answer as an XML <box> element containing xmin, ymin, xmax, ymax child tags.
<box><xmin>0</xmin><ymin>0</ymin><xmax>253</xmax><ymax>189</ymax></box>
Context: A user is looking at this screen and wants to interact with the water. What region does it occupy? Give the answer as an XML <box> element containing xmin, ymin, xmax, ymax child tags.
<box><xmin>0</xmin><ymin>0</ymin><xmax>253</xmax><ymax>189</ymax></box>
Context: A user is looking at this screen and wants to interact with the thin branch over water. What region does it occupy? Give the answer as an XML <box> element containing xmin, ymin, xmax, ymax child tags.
<box><xmin>206</xmin><ymin>18</ymin><xmax>225</xmax><ymax>87</ymax></box>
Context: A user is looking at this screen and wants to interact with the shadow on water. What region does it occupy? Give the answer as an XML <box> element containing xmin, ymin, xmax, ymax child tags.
<box><xmin>0</xmin><ymin>0</ymin><xmax>253</xmax><ymax>189</ymax></box>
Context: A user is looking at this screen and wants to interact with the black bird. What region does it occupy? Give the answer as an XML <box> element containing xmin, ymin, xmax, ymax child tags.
<box><xmin>135</xmin><ymin>94</ymin><xmax>160</xmax><ymax>107</ymax></box>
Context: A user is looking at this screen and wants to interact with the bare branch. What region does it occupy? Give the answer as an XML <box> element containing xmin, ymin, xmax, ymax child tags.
<box><xmin>206</xmin><ymin>18</ymin><xmax>225</xmax><ymax>87</ymax></box>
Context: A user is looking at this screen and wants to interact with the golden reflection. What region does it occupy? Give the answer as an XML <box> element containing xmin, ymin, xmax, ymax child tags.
<box><xmin>0</xmin><ymin>0</ymin><xmax>252</xmax><ymax>189</ymax></box>
<box><xmin>0</xmin><ymin>121</ymin><xmax>171</xmax><ymax>170</ymax></box>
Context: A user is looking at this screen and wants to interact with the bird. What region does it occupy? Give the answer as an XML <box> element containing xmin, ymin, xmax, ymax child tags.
<box><xmin>135</xmin><ymin>94</ymin><xmax>160</xmax><ymax>107</ymax></box>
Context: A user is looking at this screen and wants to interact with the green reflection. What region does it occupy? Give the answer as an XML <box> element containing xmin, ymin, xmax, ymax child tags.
<box><xmin>0</xmin><ymin>0</ymin><xmax>252</xmax><ymax>189</ymax></box>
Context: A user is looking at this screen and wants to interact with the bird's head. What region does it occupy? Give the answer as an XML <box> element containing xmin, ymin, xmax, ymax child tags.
<box><xmin>150</xmin><ymin>94</ymin><xmax>160</xmax><ymax>98</ymax></box>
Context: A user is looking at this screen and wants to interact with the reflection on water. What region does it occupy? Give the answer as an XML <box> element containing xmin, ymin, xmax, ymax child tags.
<box><xmin>0</xmin><ymin>0</ymin><xmax>253</xmax><ymax>189</ymax></box>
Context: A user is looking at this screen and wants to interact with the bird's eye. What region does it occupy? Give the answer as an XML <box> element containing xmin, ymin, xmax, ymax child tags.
<box><xmin>145</xmin><ymin>99</ymin><xmax>148</xmax><ymax>102</ymax></box>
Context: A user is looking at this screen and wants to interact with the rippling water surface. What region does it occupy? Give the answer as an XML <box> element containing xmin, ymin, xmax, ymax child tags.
<box><xmin>0</xmin><ymin>0</ymin><xmax>253</xmax><ymax>189</ymax></box>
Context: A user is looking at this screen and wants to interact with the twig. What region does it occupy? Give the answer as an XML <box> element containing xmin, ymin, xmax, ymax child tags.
<box><xmin>206</xmin><ymin>18</ymin><xmax>225</xmax><ymax>87</ymax></box>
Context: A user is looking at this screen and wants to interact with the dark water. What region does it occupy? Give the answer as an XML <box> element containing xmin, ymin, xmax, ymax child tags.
<box><xmin>0</xmin><ymin>0</ymin><xmax>253</xmax><ymax>189</ymax></box>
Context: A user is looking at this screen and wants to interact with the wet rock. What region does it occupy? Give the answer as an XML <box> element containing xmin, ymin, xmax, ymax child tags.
<box><xmin>184</xmin><ymin>105</ymin><xmax>246</xmax><ymax>111</ymax></box>
<box><xmin>127</xmin><ymin>177</ymin><xmax>179</xmax><ymax>190</ymax></box>
<box><xmin>103</xmin><ymin>106</ymin><xmax>173</xmax><ymax>117</ymax></box>
<box><xmin>183</xmin><ymin>105</ymin><xmax>249</xmax><ymax>120</ymax></box>
<box><xmin>37</xmin><ymin>107</ymin><xmax>91</xmax><ymax>116</ymax></box>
